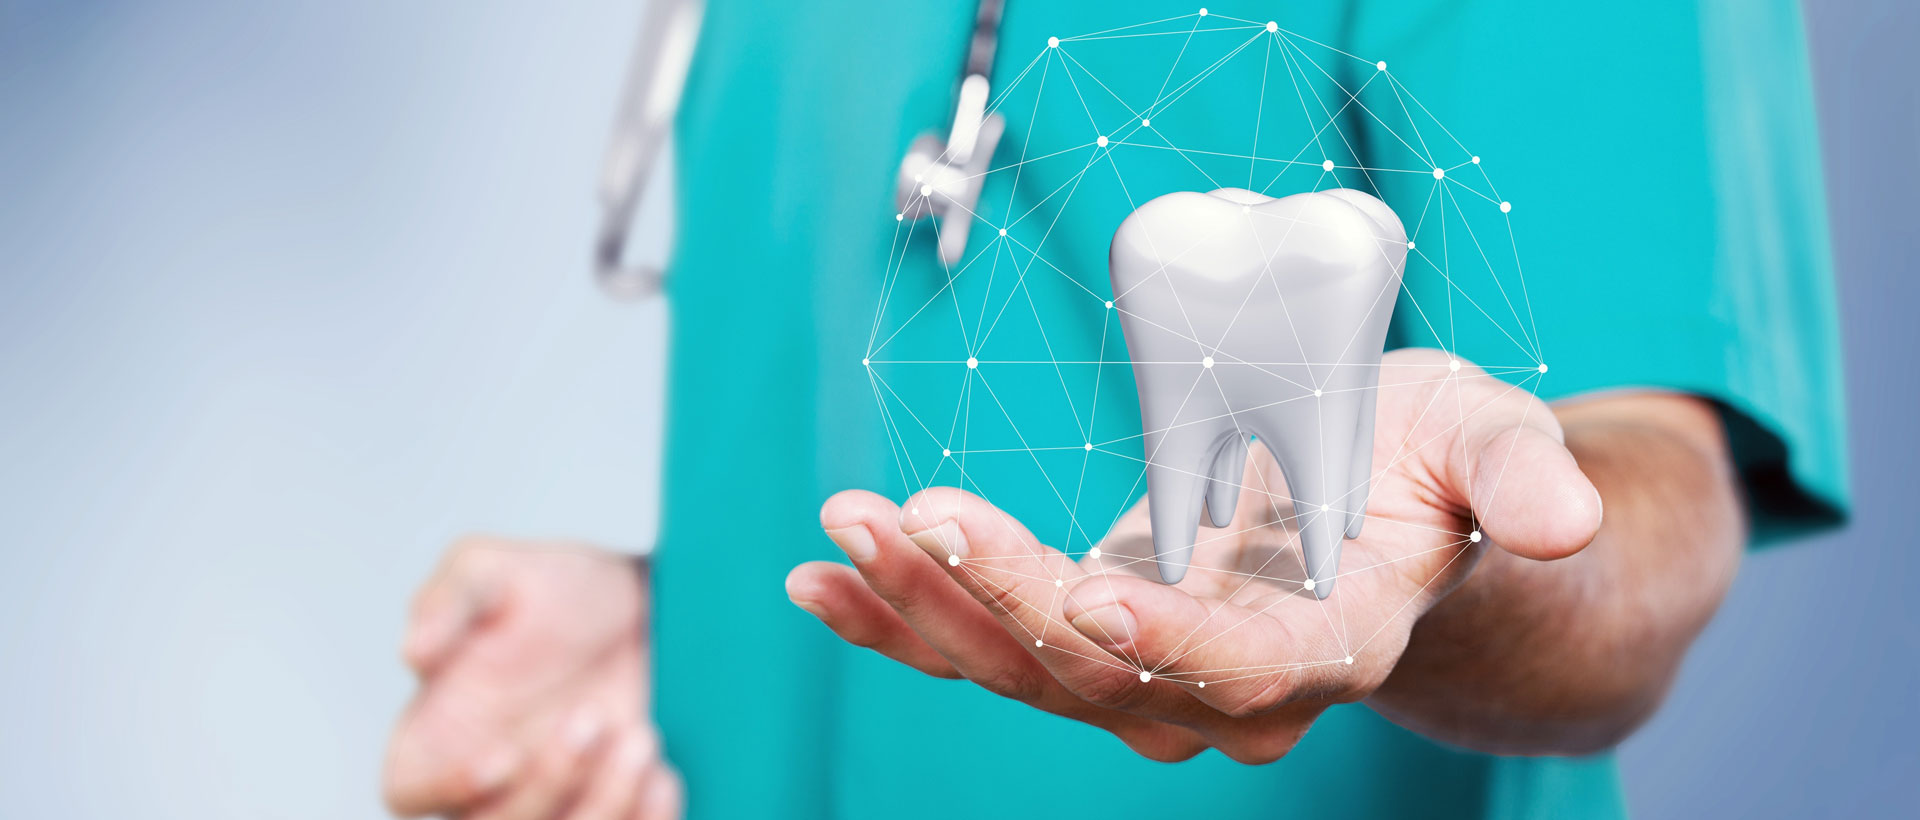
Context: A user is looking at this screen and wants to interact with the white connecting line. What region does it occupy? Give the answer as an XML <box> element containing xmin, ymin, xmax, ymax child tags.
<box><xmin>863</xmin><ymin>8</ymin><xmax>1549</xmax><ymax>690</ymax></box>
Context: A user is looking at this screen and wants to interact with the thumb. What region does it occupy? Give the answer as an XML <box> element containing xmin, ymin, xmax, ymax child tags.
<box><xmin>1451</xmin><ymin>384</ymin><xmax>1605</xmax><ymax>560</ymax></box>
<box><xmin>1460</xmin><ymin>414</ymin><xmax>1603</xmax><ymax>561</ymax></box>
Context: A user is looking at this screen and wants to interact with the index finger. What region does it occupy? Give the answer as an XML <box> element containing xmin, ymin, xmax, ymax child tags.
<box><xmin>897</xmin><ymin>487</ymin><xmax>1224</xmax><ymax>725</ymax></box>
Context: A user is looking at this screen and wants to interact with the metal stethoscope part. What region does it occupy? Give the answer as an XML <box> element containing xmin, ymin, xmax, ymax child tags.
<box><xmin>593</xmin><ymin>0</ymin><xmax>1006</xmax><ymax>298</ymax></box>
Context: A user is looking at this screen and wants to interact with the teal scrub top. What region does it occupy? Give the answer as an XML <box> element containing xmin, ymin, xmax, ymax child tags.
<box><xmin>654</xmin><ymin>1</ymin><xmax>1849</xmax><ymax>818</ymax></box>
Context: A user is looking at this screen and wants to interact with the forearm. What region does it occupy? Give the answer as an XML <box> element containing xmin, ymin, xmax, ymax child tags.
<box><xmin>1370</xmin><ymin>393</ymin><xmax>1745</xmax><ymax>755</ymax></box>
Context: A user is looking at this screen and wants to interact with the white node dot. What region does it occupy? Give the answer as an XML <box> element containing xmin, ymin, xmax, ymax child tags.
<box><xmin>948</xmin><ymin>554</ymin><xmax>960</xmax><ymax>566</ymax></box>
<box><xmin>1345</xmin><ymin>656</ymin><xmax>1355</xmax><ymax>665</ymax></box>
<box><xmin>1538</xmin><ymin>363</ymin><xmax>1549</xmax><ymax>373</ymax></box>
<box><xmin>1303</xmin><ymin>577</ymin><xmax>1316</xmax><ymax>591</ymax></box>
<box><xmin>1055</xmin><ymin>578</ymin><xmax>1064</xmax><ymax>588</ymax></box>
<box><xmin>1202</xmin><ymin>355</ymin><xmax>1215</xmax><ymax>369</ymax></box>
<box><xmin>1141</xmin><ymin>118</ymin><xmax>1152</xmax><ymax>128</ymax></box>
<box><xmin>1036</xmin><ymin>639</ymin><xmax>1044</xmax><ymax>647</ymax></box>
<box><xmin>895</xmin><ymin>213</ymin><xmax>903</xmax><ymax>221</ymax></box>
<box><xmin>914</xmin><ymin>173</ymin><xmax>924</xmax><ymax>183</ymax></box>
<box><xmin>1084</xmin><ymin>442</ymin><xmax>1093</xmax><ymax>451</ymax></box>
<box><xmin>920</xmin><ymin>184</ymin><xmax>932</xmax><ymax>197</ymax></box>
<box><xmin>1097</xmin><ymin>135</ymin><xmax>1109</xmax><ymax>148</ymax></box>
<box><xmin>1376</xmin><ymin>60</ymin><xmax>1387</xmax><ymax>71</ymax></box>
<box><xmin>1322</xmin><ymin>159</ymin><xmax>1335</xmax><ymax>171</ymax></box>
<box><xmin>1241</xmin><ymin>204</ymin><xmax>1250</xmax><ymax>213</ymax></box>
<box><xmin>862</xmin><ymin>357</ymin><xmax>870</xmax><ymax>366</ymax></box>
<box><xmin>1432</xmin><ymin>167</ymin><xmax>1445</xmax><ymax>180</ymax></box>
<box><xmin>1500</xmin><ymin>201</ymin><xmax>1512</xmax><ymax>213</ymax></box>
<box><xmin>911</xmin><ymin>506</ymin><xmax>919</xmax><ymax>516</ymax></box>
<box><xmin>1266</xmin><ymin>21</ymin><xmax>1278</xmax><ymax>32</ymax></box>
<box><xmin>966</xmin><ymin>356</ymin><xmax>978</xmax><ymax>369</ymax></box>
<box><xmin>1198</xmin><ymin>680</ymin><xmax>1206</xmax><ymax>689</ymax></box>
<box><xmin>1313</xmin><ymin>388</ymin><xmax>1323</xmax><ymax>397</ymax></box>
<box><xmin>942</xmin><ymin>448</ymin><xmax>951</xmax><ymax>457</ymax></box>
<box><xmin>1088</xmin><ymin>547</ymin><xmax>1103</xmax><ymax>560</ymax></box>
<box><xmin>1199</xmin><ymin>8</ymin><xmax>1208</xmax><ymax>16</ymax></box>
<box><xmin>1320</xmin><ymin>503</ymin><xmax>1330</xmax><ymax>512</ymax></box>
<box><xmin>1407</xmin><ymin>240</ymin><xmax>1416</xmax><ymax>249</ymax></box>
<box><xmin>1048</xmin><ymin>36</ymin><xmax>1059</xmax><ymax>48</ymax></box>
<box><xmin>1104</xmin><ymin>300</ymin><xmax>1114</xmax><ymax>309</ymax></box>
<box><xmin>1140</xmin><ymin>671</ymin><xmax>1152</xmax><ymax>683</ymax></box>
<box><xmin>1470</xmin><ymin>530</ymin><xmax>1483</xmax><ymax>543</ymax></box>
<box><xmin>1448</xmin><ymin>359</ymin><xmax>1460</xmax><ymax>372</ymax></box>
<box><xmin>998</xmin><ymin>227</ymin><xmax>1007</xmax><ymax>236</ymax></box>
<box><xmin>1471</xmin><ymin>155</ymin><xmax>1482</xmax><ymax>164</ymax></box>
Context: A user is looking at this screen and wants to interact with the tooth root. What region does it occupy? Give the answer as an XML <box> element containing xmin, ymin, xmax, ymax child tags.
<box><xmin>1246</xmin><ymin>386</ymin><xmax>1359</xmax><ymax>600</ymax></box>
<box><xmin>1204</xmin><ymin>434</ymin><xmax>1249</xmax><ymax>528</ymax></box>
<box><xmin>1141</xmin><ymin>422</ymin><xmax>1220</xmax><ymax>584</ymax></box>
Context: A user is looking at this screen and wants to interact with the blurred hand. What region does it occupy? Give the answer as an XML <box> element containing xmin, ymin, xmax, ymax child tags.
<box><xmin>383</xmin><ymin>538</ymin><xmax>682</xmax><ymax>819</ymax></box>
<box><xmin>788</xmin><ymin>349</ymin><xmax>1603</xmax><ymax>762</ymax></box>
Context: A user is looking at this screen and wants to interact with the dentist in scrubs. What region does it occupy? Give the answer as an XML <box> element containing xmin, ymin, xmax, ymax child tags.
<box><xmin>381</xmin><ymin>1</ymin><xmax>1848</xmax><ymax>818</ymax></box>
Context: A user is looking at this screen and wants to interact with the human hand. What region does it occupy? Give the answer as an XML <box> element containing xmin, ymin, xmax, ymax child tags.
<box><xmin>787</xmin><ymin>348</ymin><xmax>1602</xmax><ymax>762</ymax></box>
<box><xmin>383</xmin><ymin>538</ymin><xmax>682</xmax><ymax>819</ymax></box>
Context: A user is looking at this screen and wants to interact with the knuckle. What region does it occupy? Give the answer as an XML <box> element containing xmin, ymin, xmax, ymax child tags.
<box><xmin>1218</xmin><ymin>673</ymin><xmax>1293</xmax><ymax>718</ymax></box>
<box><xmin>970</xmin><ymin>660</ymin><xmax>1049</xmax><ymax>703</ymax></box>
<box><xmin>1288</xmin><ymin>671</ymin><xmax>1357</xmax><ymax>705</ymax></box>
<box><xmin>967</xmin><ymin>572</ymin><xmax>1030</xmax><ymax>618</ymax></box>
<box><xmin>1067</xmin><ymin>669</ymin><xmax>1151</xmax><ymax>711</ymax></box>
<box><xmin>905</xmin><ymin>486</ymin><xmax>974</xmax><ymax>519</ymax></box>
<box><xmin>881</xmin><ymin>578</ymin><xmax>940</xmax><ymax>621</ymax></box>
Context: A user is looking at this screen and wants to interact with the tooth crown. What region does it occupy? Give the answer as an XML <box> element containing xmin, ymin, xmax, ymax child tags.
<box><xmin>1109</xmin><ymin>188</ymin><xmax>1406</xmax><ymax>597</ymax></box>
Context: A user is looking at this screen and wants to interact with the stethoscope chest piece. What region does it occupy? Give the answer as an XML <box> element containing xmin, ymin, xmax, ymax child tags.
<box><xmin>893</xmin><ymin>0</ymin><xmax>1007</xmax><ymax>267</ymax></box>
<box><xmin>895</xmin><ymin>104</ymin><xmax>1005</xmax><ymax>266</ymax></box>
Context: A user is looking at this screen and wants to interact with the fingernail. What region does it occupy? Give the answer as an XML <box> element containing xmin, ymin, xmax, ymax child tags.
<box><xmin>784</xmin><ymin>574</ymin><xmax>830</xmax><ymax>620</ymax></box>
<box><xmin>564</xmin><ymin>707</ymin><xmax>605</xmax><ymax>751</ymax></box>
<box><xmin>905</xmin><ymin>519</ymin><xmax>968</xmax><ymax>561</ymax></box>
<box><xmin>825</xmin><ymin>524</ymin><xmax>877</xmax><ymax>563</ymax></box>
<box><xmin>618</xmin><ymin>731</ymin><xmax>653</xmax><ymax>774</ymax></box>
<box><xmin>789</xmin><ymin>595</ymin><xmax>828</xmax><ymax>620</ymax></box>
<box><xmin>1069</xmin><ymin>601</ymin><xmax>1138</xmax><ymax>650</ymax></box>
<box><xmin>470</xmin><ymin>746</ymin><xmax>520</xmax><ymax>792</ymax></box>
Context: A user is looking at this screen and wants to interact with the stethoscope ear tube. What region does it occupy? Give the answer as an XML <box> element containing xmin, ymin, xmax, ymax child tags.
<box><xmin>595</xmin><ymin>0</ymin><xmax>705</xmax><ymax>301</ymax></box>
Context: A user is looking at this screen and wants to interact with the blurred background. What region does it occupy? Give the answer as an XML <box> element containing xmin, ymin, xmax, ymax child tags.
<box><xmin>0</xmin><ymin>1</ymin><xmax>1911</xmax><ymax>817</ymax></box>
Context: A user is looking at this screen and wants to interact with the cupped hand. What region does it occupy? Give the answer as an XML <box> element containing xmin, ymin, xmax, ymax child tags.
<box><xmin>787</xmin><ymin>348</ymin><xmax>1601</xmax><ymax>762</ymax></box>
<box><xmin>383</xmin><ymin>538</ymin><xmax>682</xmax><ymax>819</ymax></box>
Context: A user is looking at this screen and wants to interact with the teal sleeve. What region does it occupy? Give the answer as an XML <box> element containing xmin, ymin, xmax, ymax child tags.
<box><xmin>1351</xmin><ymin>0</ymin><xmax>1849</xmax><ymax>540</ymax></box>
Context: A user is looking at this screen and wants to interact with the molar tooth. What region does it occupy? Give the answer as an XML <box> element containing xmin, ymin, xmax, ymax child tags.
<box><xmin>1109</xmin><ymin>188</ymin><xmax>1406</xmax><ymax>596</ymax></box>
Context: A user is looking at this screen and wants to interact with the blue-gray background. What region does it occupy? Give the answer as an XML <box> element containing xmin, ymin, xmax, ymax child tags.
<box><xmin>0</xmin><ymin>1</ymin><xmax>1911</xmax><ymax>817</ymax></box>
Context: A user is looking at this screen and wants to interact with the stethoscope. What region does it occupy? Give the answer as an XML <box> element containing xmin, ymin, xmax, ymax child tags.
<box><xmin>594</xmin><ymin>0</ymin><xmax>1007</xmax><ymax>299</ymax></box>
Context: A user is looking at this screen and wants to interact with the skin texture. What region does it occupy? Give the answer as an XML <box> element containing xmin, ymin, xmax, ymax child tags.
<box><xmin>381</xmin><ymin>539</ymin><xmax>682</xmax><ymax>820</ymax></box>
<box><xmin>789</xmin><ymin>348</ymin><xmax>1745</xmax><ymax>760</ymax></box>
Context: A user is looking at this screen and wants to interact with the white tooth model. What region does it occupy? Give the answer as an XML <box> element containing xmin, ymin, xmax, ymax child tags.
<box><xmin>1109</xmin><ymin>188</ymin><xmax>1407</xmax><ymax>598</ymax></box>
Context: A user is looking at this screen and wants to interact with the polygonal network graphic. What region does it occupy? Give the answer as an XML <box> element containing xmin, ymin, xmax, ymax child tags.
<box><xmin>865</xmin><ymin>9</ymin><xmax>1550</xmax><ymax>691</ymax></box>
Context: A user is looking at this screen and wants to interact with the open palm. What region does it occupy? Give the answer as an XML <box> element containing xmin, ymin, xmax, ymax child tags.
<box><xmin>789</xmin><ymin>348</ymin><xmax>1601</xmax><ymax>762</ymax></box>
